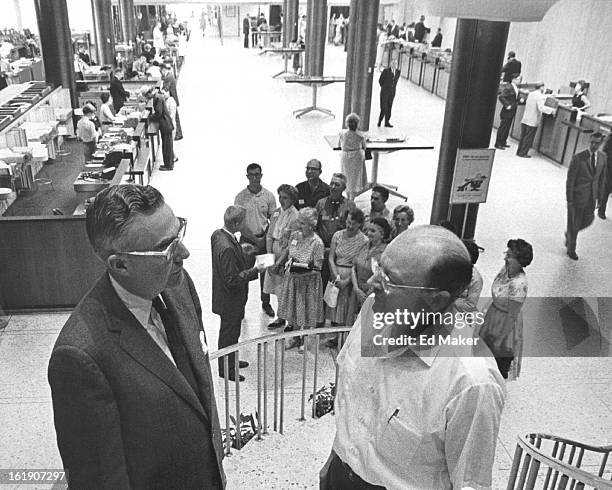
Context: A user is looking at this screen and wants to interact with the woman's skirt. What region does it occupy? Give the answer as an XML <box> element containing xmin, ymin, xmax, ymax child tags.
<box><xmin>326</xmin><ymin>265</ymin><xmax>353</xmax><ymax>324</ymax></box>
<box><xmin>340</xmin><ymin>149</ymin><xmax>367</xmax><ymax>194</ymax></box>
<box><xmin>263</xmin><ymin>240</ymin><xmax>283</xmax><ymax>296</ymax></box>
<box><xmin>278</xmin><ymin>270</ymin><xmax>323</xmax><ymax>329</ymax></box>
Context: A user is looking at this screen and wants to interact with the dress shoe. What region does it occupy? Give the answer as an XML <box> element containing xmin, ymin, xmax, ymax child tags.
<box><xmin>159</xmin><ymin>165</ymin><xmax>173</xmax><ymax>171</ymax></box>
<box><xmin>564</xmin><ymin>231</ymin><xmax>568</xmax><ymax>247</ymax></box>
<box><xmin>239</xmin><ymin>360</ymin><xmax>249</xmax><ymax>369</ymax></box>
<box><xmin>377</xmin><ymin>121</ymin><xmax>381</xmax><ymax>127</ymax></box>
<box><xmin>567</xmin><ymin>251</ymin><xmax>579</xmax><ymax>261</ymax></box>
<box><xmin>504</xmin><ymin>144</ymin><xmax>511</xmax><ymax>148</ymax></box>
<box><xmin>173</xmin><ymin>157</ymin><xmax>179</xmax><ymax>163</ymax></box>
<box><xmin>283</xmin><ymin>325</ymin><xmax>294</xmax><ymax>333</ymax></box>
<box><xmin>517</xmin><ymin>154</ymin><xmax>531</xmax><ymax>158</ymax></box>
<box><xmin>385</xmin><ymin>123</ymin><xmax>394</xmax><ymax>128</ymax></box>
<box><xmin>267</xmin><ymin>319</ymin><xmax>285</xmax><ymax>330</ymax></box>
<box><xmin>262</xmin><ymin>304</ymin><xmax>275</xmax><ymax>317</ymax></box>
<box><xmin>494</xmin><ymin>145</ymin><xmax>506</xmax><ymax>150</ymax></box>
<box><xmin>219</xmin><ymin>371</ymin><xmax>245</xmax><ymax>382</ymax></box>
<box><xmin>598</xmin><ymin>212</ymin><xmax>606</xmax><ymax>219</ymax></box>
<box><xmin>174</xmin><ymin>136</ymin><xmax>183</xmax><ymax>141</ymax></box>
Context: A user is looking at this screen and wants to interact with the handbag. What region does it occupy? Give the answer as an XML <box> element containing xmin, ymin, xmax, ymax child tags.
<box><xmin>323</xmin><ymin>281</ymin><xmax>339</xmax><ymax>308</ymax></box>
<box><xmin>365</xmin><ymin>148</ymin><xmax>373</xmax><ymax>160</ymax></box>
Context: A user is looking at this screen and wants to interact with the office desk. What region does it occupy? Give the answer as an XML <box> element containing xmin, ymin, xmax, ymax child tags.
<box><xmin>324</xmin><ymin>134</ymin><xmax>434</xmax><ymax>200</ymax></box>
<box><xmin>259</xmin><ymin>47</ymin><xmax>305</xmax><ymax>78</ymax></box>
<box><xmin>285</xmin><ymin>76</ymin><xmax>345</xmax><ymax>118</ymax></box>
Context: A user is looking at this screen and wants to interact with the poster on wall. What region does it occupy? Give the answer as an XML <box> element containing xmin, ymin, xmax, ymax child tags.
<box><xmin>449</xmin><ymin>148</ymin><xmax>495</xmax><ymax>204</ymax></box>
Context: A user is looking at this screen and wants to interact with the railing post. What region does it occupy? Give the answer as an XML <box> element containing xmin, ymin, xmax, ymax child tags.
<box><xmin>507</xmin><ymin>444</ymin><xmax>523</xmax><ymax>489</ymax></box>
<box><xmin>280</xmin><ymin>338</ymin><xmax>286</xmax><ymax>435</ymax></box>
<box><xmin>312</xmin><ymin>333</ymin><xmax>319</xmax><ymax>419</ymax></box>
<box><xmin>274</xmin><ymin>339</ymin><xmax>279</xmax><ymax>432</ymax></box>
<box><xmin>235</xmin><ymin>351</ymin><xmax>242</xmax><ymax>450</ymax></box>
<box><xmin>257</xmin><ymin>343</ymin><xmax>262</xmax><ymax>441</ymax></box>
<box><xmin>263</xmin><ymin>342</ymin><xmax>268</xmax><ymax>435</ymax></box>
<box><xmin>223</xmin><ymin>356</ymin><xmax>231</xmax><ymax>456</ymax></box>
<box><xmin>300</xmin><ymin>334</ymin><xmax>308</xmax><ymax>421</ymax></box>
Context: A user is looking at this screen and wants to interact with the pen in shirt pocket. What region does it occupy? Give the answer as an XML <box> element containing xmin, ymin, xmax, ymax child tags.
<box><xmin>387</xmin><ymin>408</ymin><xmax>400</xmax><ymax>424</ymax></box>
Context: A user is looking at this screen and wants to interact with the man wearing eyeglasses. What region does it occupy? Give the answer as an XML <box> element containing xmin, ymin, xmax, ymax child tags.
<box><xmin>321</xmin><ymin>225</ymin><xmax>505</xmax><ymax>490</ymax></box>
<box><xmin>295</xmin><ymin>158</ymin><xmax>330</xmax><ymax>210</ymax></box>
<box><xmin>48</xmin><ymin>185</ymin><xmax>225</xmax><ymax>488</ymax></box>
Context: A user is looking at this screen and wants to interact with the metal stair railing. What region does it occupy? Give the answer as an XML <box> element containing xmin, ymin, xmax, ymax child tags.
<box><xmin>507</xmin><ymin>433</ymin><xmax>612</xmax><ymax>489</ymax></box>
<box><xmin>209</xmin><ymin>326</ymin><xmax>351</xmax><ymax>456</ymax></box>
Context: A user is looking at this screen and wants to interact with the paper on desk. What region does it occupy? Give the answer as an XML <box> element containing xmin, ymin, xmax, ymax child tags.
<box><xmin>255</xmin><ymin>253</ymin><xmax>275</xmax><ymax>268</ymax></box>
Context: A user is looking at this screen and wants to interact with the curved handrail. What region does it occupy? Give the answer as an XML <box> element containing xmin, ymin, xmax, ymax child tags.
<box><xmin>510</xmin><ymin>434</ymin><xmax>612</xmax><ymax>489</ymax></box>
<box><xmin>209</xmin><ymin>326</ymin><xmax>352</xmax><ymax>360</ymax></box>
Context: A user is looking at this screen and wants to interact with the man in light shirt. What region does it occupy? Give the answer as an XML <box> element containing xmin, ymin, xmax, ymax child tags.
<box><xmin>516</xmin><ymin>82</ymin><xmax>555</xmax><ymax>158</ymax></box>
<box><xmin>48</xmin><ymin>185</ymin><xmax>225</xmax><ymax>488</ymax></box>
<box><xmin>234</xmin><ymin>163</ymin><xmax>277</xmax><ymax>317</ymax></box>
<box><xmin>76</xmin><ymin>105</ymin><xmax>99</xmax><ymax>161</ymax></box>
<box><xmin>322</xmin><ymin>225</ymin><xmax>505</xmax><ymax>489</ymax></box>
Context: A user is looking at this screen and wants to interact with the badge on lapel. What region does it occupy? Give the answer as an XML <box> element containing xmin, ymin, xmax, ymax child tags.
<box><xmin>199</xmin><ymin>331</ymin><xmax>208</xmax><ymax>355</ymax></box>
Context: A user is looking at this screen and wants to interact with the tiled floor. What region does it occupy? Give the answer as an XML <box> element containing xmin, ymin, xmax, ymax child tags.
<box><xmin>1</xmin><ymin>26</ymin><xmax>611</xmax><ymax>489</ymax></box>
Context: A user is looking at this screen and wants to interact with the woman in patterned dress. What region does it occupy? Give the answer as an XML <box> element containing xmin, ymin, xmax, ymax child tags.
<box><xmin>265</xmin><ymin>184</ymin><xmax>299</xmax><ymax>330</ymax></box>
<box><xmin>339</xmin><ymin>113</ymin><xmax>367</xmax><ymax>199</ymax></box>
<box><xmin>479</xmin><ymin>239</ymin><xmax>533</xmax><ymax>380</ymax></box>
<box><xmin>276</xmin><ymin>208</ymin><xmax>325</xmax><ymax>351</ymax></box>
<box><xmin>326</xmin><ymin>209</ymin><xmax>368</xmax><ymax>325</ymax></box>
<box><xmin>346</xmin><ymin>218</ymin><xmax>391</xmax><ymax>325</ymax></box>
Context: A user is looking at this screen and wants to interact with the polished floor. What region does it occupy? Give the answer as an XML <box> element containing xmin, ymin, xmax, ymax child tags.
<box><xmin>0</xmin><ymin>25</ymin><xmax>611</xmax><ymax>489</ymax></box>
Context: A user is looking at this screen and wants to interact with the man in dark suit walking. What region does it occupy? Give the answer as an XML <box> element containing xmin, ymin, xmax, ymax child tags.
<box><xmin>495</xmin><ymin>74</ymin><xmax>521</xmax><ymax>150</ymax></box>
<box><xmin>243</xmin><ymin>13</ymin><xmax>250</xmax><ymax>48</ymax></box>
<box><xmin>566</xmin><ymin>132</ymin><xmax>607</xmax><ymax>260</ymax></box>
<box><xmin>48</xmin><ymin>184</ymin><xmax>225</xmax><ymax>488</ymax></box>
<box><xmin>109</xmin><ymin>69</ymin><xmax>130</xmax><ymax>113</ymax></box>
<box><xmin>211</xmin><ymin>205</ymin><xmax>266</xmax><ymax>381</ymax></box>
<box><xmin>161</xmin><ymin>64</ymin><xmax>183</xmax><ymax>140</ymax></box>
<box><xmin>145</xmin><ymin>86</ymin><xmax>175</xmax><ymax>171</ymax></box>
<box><xmin>378</xmin><ymin>59</ymin><xmax>401</xmax><ymax>128</ymax></box>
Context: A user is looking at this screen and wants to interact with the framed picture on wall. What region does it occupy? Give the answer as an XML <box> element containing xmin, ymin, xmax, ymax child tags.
<box><xmin>224</xmin><ymin>6</ymin><xmax>236</xmax><ymax>17</ymax></box>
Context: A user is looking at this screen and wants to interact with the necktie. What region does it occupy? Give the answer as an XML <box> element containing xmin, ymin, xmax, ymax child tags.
<box><xmin>152</xmin><ymin>296</ymin><xmax>200</xmax><ymax>398</ymax></box>
<box><xmin>590</xmin><ymin>153</ymin><xmax>596</xmax><ymax>174</ymax></box>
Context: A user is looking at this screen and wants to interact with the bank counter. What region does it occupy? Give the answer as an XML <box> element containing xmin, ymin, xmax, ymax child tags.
<box><xmin>400</xmin><ymin>44</ymin><xmax>452</xmax><ymax>98</ymax></box>
<box><xmin>0</xmin><ymin>83</ymin><xmax>157</xmax><ymax>311</ymax></box>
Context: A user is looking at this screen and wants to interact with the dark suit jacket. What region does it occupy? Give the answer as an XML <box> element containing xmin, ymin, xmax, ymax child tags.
<box><xmin>566</xmin><ymin>149</ymin><xmax>607</xmax><ymax>207</ymax></box>
<box><xmin>149</xmin><ymin>92</ymin><xmax>174</xmax><ymax>133</ymax></box>
<box><xmin>109</xmin><ymin>77</ymin><xmax>130</xmax><ymax>113</ymax></box>
<box><xmin>379</xmin><ymin>67</ymin><xmax>401</xmax><ymax>96</ymax></box>
<box><xmin>498</xmin><ymin>83</ymin><xmax>519</xmax><ymax>119</ymax></box>
<box><xmin>501</xmin><ymin>58</ymin><xmax>522</xmax><ymax>82</ymax></box>
<box><xmin>211</xmin><ymin>229</ymin><xmax>259</xmax><ymax>320</ymax></box>
<box><xmin>243</xmin><ymin>18</ymin><xmax>250</xmax><ymax>35</ymax></box>
<box><xmin>387</xmin><ymin>25</ymin><xmax>400</xmax><ymax>38</ymax></box>
<box><xmin>162</xmin><ymin>73</ymin><xmax>179</xmax><ymax>106</ymax></box>
<box><xmin>414</xmin><ymin>22</ymin><xmax>426</xmax><ymax>42</ymax></box>
<box><xmin>48</xmin><ymin>272</ymin><xmax>225</xmax><ymax>489</ymax></box>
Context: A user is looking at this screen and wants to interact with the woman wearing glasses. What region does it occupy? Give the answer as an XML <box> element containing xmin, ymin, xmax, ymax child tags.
<box><xmin>275</xmin><ymin>208</ymin><xmax>325</xmax><ymax>352</ymax></box>
<box><xmin>346</xmin><ymin>217</ymin><xmax>391</xmax><ymax>325</ymax></box>
<box><xmin>479</xmin><ymin>239</ymin><xmax>533</xmax><ymax>380</ymax></box>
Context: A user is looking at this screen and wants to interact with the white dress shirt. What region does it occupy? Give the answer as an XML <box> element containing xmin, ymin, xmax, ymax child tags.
<box><xmin>521</xmin><ymin>90</ymin><xmax>553</xmax><ymax>127</ymax></box>
<box><xmin>333</xmin><ymin>296</ymin><xmax>505</xmax><ymax>490</ymax></box>
<box><xmin>109</xmin><ymin>275</ymin><xmax>176</xmax><ymax>366</ymax></box>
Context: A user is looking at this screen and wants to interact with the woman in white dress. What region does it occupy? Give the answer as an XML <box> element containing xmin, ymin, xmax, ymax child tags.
<box><xmin>153</xmin><ymin>22</ymin><xmax>165</xmax><ymax>51</ymax></box>
<box><xmin>265</xmin><ymin>185</ymin><xmax>299</xmax><ymax>330</ymax></box>
<box><xmin>479</xmin><ymin>239</ymin><xmax>533</xmax><ymax>380</ymax></box>
<box><xmin>339</xmin><ymin>112</ymin><xmax>367</xmax><ymax>199</ymax></box>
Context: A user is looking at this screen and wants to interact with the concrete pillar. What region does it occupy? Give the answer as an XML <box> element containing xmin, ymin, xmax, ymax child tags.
<box><xmin>305</xmin><ymin>0</ymin><xmax>327</xmax><ymax>76</ymax></box>
<box><xmin>13</xmin><ymin>0</ymin><xmax>23</xmax><ymax>29</ymax></box>
<box><xmin>91</xmin><ymin>0</ymin><xmax>116</xmax><ymax>66</ymax></box>
<box><xmin>430</xmin><ymin>19</ymin><xmax>509</xmax><ymax>238</ymax></box>
<box><xmin>34</xmin><ymin>0</ymin><xmax>78</xmax><ymax>108</ymax></box>
<box><xmin>283</xmin><ymin>0</ymin><xmax>299</xmax><ymax>47</ymax></box>
<box><xmin>119</xmin><ymin>0</ymin><xmax>136</xmax><ymax>46</ymax></box>
<box><xmin>342</xmin><ymin>0</ymin><xmax>380</xmax><ymax>131</ymax></box>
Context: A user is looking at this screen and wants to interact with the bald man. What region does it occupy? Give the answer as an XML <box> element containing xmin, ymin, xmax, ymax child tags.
<box><xmin>321</xmin><ymin>225</ymin><xmax>505</xmax><ymax>489</ymax></box>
